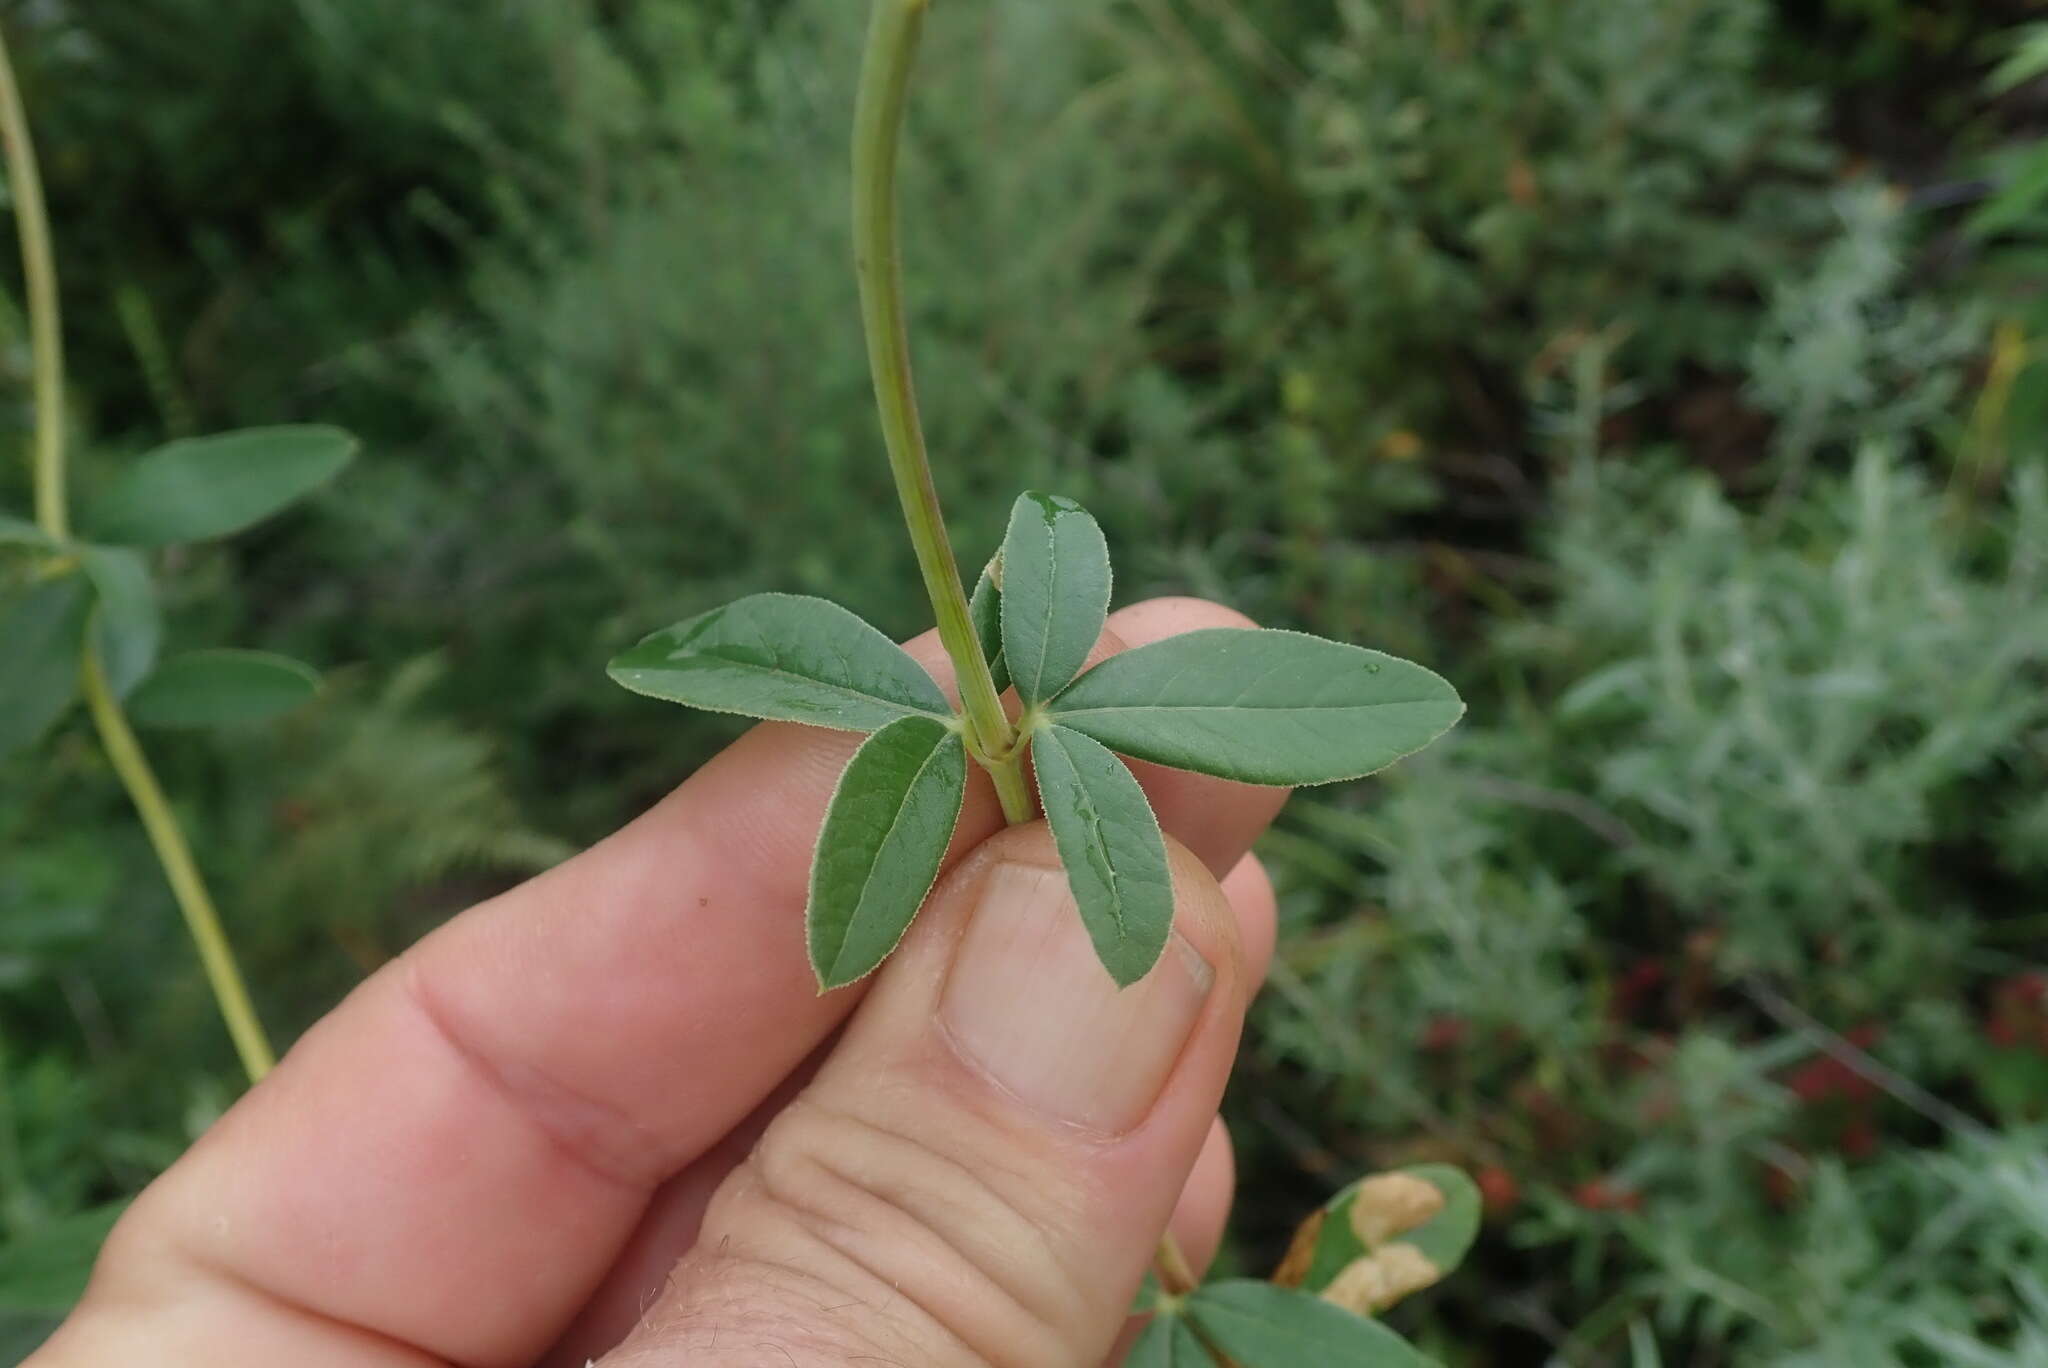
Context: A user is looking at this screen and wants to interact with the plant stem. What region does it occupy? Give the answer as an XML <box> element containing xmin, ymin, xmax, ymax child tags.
<box><xmin>851</xmin><ymin>0</ymin><xmax>1032</xmax><ymax>825</ymax></box>
<box><xmin>81</xmin><ymin>654</ymin><xmax>276</xmax><ymax>1081</ymax></box>
<box><xmin>0</xmin><ymin>22</ymin><xmax>275</xmax><ymax>1084</ymax></box>
<box><xmin>1154</xmin><ymin>1231</ymin><xmax>1198</xmax><ymax>1297</ymax></box>
<box><xmin>0</xmin><ymin>26</ymin><xmax>64</xmax><ymax>540</ymax></box>
<box><xmin>851</xmin><ymin>0</ymin><xmax>1202</xmax><ymax>1312</ymax></box>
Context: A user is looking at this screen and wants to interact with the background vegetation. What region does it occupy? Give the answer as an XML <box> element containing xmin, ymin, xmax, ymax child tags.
<box><xmin>3</xmin><ymin>0</ymin><xmax>2047</xmax><ymax>1362</ymax></box>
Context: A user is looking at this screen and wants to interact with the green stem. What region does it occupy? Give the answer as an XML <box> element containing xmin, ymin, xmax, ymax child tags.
<box><xmin>0</xmin><ymin>29</ymin><xmax>63</xmax><ymax>540</ymax></box>
<box><xmin>851</xmin><ymin>0</ymin><xmax>1201</xmax><ymax>1326</ymax></box>
<box><xmin>81</xmin><ymin>653</ymin><xmax>276</xmax><ymax>1082</ymax></box>
<box><xmin>851</xmin><ymin>0</ymin><xmax>1031</xmax><ymax>825</ymax></box>
<box><xmin>0</xmin><ymin>22</ymin><xmax>275</xmax><ymax>1084</ymax></box>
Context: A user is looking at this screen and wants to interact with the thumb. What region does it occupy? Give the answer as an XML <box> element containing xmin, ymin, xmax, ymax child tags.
<box><xmin>598</xmin><ymin>822</ymin><xmax>1247</xmax><ymax>1367</ymax></box>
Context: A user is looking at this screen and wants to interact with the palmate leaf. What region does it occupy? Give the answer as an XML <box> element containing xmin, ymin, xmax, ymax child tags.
<box><xmin>999</xmin><ymin>492</ymin><xmax>1109</xmax><ymax>704</ymax></box>
<box><xmin>808</xmin><ymin>714</ymin><xmax>968</xmax><ymax>989</ymax></box>
<box><xmin>81</xmin><ymin>425</ymin><xmax>359</xmax><ymax>546</ymax></box>
<box><xmin>0</xmin><ymin>575</ymin><xmax>91</xmax><ymax>758</ymax></box>
<box><xmin>1047</xmin><ymin>628</ymin><xmax>1464</xmax><ymax>787</ymax></box>
<box><xmin>126</xmin><ymin>650</ymin><xmax>322</xmax><ymax>729</ymax></box>
<box><xmin>78</xmin><ymin>545</ymin><xmax>160</xmax><ymax>697</ymax></box>
<box><xmin>1126</xmin><ymin>1312</ymin><xmax>1211</xmax><ymax>1366</ymax></box>
<box><xmin>610</xmin><ymin>593</ymin><xmax>950</xmax><ymax>733</ymax></box>
<box><xmin>1031</xmin><ymin>723</ymin><xmax>1173</xmax><ymax>987</ymax></box>
<box><xmin>1186</xmin><ymin>1280</ymin><xmax>1440</xmax><ymax>1367</ymax></box>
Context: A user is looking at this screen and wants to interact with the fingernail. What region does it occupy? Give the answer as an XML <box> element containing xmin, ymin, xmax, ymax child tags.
<box><xmin>939</xmin><ymin>862</ymin><xmax>1214</xmax><ymax>1135</ymax></box>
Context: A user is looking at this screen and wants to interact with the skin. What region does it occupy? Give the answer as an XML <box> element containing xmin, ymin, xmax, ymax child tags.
<box><xmin>31</xmin><ymin>597</ymin><xmax>1288</xmax><ymax>1368</ymax></box>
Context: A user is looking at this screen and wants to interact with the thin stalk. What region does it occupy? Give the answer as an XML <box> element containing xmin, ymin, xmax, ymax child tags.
<box><xmin>81</xmin><ymin>655</ymin><xmax>275</xmax><ymax>1081</ymax></box>
<box><xmin>851</xmin><ymin>0</ymin><xmax>1031</xmax><ymax>824</ymax></box>
<box><xmin>0</xmin><ymin>23</ymin><xmax>275</xmax><ymax>1083</ymax></box>
<box><xmin>1154</xmin><ymin>1229</ymin><xmax>1198</xmax><ymax>1297</ymax></box>
<box><xmin>852</xmin><ymin>0</ymin><xmax>1202</xmax><ymax>1313</ymax></box>
<box><xmin>0</xmin><ymin>28</ymin><xmax>63</xmax><ymax>539</ymax></box>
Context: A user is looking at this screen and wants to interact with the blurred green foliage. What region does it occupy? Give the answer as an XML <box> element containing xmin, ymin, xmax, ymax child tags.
<box><xmin>2</xmin><ymin>0</ymin><xmax>2046</xmax><ymax>1362</ymax></box>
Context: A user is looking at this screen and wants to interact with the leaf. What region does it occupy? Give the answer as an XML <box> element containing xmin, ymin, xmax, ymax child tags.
<box><xmin>998</xmin><ymin>491</ymin><xmax>1110</xmax><ymax>704</ymax></box>
<box><xmin>1187</xmin><ymin>1280</ymin><xmax>1440</xmax><ymax>1367</ymax></box>
<box><xmin>0</xmin><ymin>576</ymin><xmax>90</xmax><ymax>758</ymax></box>
<box><xmin>968</xmin><ymin>558</ymin><xmax>1011</xmax><ymax>695</ymax></box>
<box><xmin>1048</xmin><ymin>628</ymin><xmax>1464</xmax><ymax>786</ymax></box>
<box><xmin>1126</xmin><ymin>1312</ymin><xmax>1212</xmax><ymax>1367</ymax></box>
<box><xmin>125</xmin><ymin>650</ymin><xmax>321</xmax><ymax>729</ymax></box>
<box><xmin>0</xmin><ymin>1202</ymin><xmax>124</xmax><ymax>1313</ymax></box>
<box><xmin>0</xmin><ymin>513</ymin><xmax>51</xmax><ymax>549</ymax></box>
<box><xmin>807</xmin><ymin>714</ymin><xmax>968</xmax><ymax>988</ymax></box>
<box><xmin>1989</xmin><ymin>24</ymin><xmax>2048</xmax><ymax>94</ymax></box>
<box><xmin>1278</xmin><ymin>1164</ymin><xmax>1482</xmax><ymax>1315</ymax></box>
<box><xmin>78</xmin><ymin>545</ymin><xmax>159</xmax><ymax>697</ymax></box>
<box><xmin>1969</xmin><ymin>149</ymin><xmax>2048</xmax><ymax>242</ymax></box>
<box><xmin>609</xmin><ymin>593</ymin><xmax>951</xmax><ymax>733</ymax></box>
<box><xmin>81</xmin><ymin>425</ymin><xmax>359</xmax><ymax>546</ymax></box>
<box><xmin>1031</xmin><ymin>722</ymin><xmax>1173</xmax><ymax>987</ymax></box>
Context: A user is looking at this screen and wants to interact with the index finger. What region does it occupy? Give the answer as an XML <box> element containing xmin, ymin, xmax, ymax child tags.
<box><xmin>48</xmin><ymin>598</ymin><xmax>1288</xmax><ymax>1368</ymax></box>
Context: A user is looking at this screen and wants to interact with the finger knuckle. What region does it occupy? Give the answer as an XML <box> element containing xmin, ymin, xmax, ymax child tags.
<box><xmin>696</xmin><ymin>1093</ymin><xmax>1090</xmax><ymax>1367</ymax></box>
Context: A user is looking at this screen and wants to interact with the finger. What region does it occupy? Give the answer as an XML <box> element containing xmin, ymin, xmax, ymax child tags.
<box><xmin>598</xmin><ymin>825</ymin><xmax>1248</xmax><ymax>1367</ymax></box>
<box><xmin>540</xmin><ymin>853</ymin><xmax>1275</xmax><ymax>1367</ymax></box>
<box><xmin>40</xmin><ymin>599</ymin><xmax>1286</xmax><ymax>1368</ymax></box>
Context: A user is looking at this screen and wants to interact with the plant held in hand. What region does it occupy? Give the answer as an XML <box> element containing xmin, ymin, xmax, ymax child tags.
<box><xmin>607</xmin><ymin>2</ymin><xmax>1468</xmax><ymax>1359</ymax></box>
<box><xmin>608</xmin><ymin>1</ymin><xmax>1464</xmax><ymax>993</ymax></box>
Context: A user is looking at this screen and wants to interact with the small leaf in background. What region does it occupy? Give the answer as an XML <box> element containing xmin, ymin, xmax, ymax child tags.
<box><xmin>1187</xmin><ymin>1280</ymin><xmax>1440</xmax><ymax>1366</ymax></box>
<box><xmin>1126</xmin><ymin>1310</ymin><xmax>1211</xmax><ymax>1366</ymax></box>
<box><xmin>0</xmin><ymin>1203</ymin><xmax>124</xmax><ymax>1313</ymax></box>
<box><xmin>77</xmin><ymin>545</ymin><xmax>159</xmax><ymax>697</ymax></box>
<box><xmin>999</xmin><ymin>492</ymin><xmax>1110</xmax><ymax>704</ymax></box>
<box><xmin>0</xmin><ymin>576</ymin><xmax>91</xmax><ymax>758</ymax></box>
<box><xmin>807</xmin><ymin>713</ymin><xmax>967</xmax><ymax>989</ymax></box>
<box><xmin>1030</xmin><ymin>722</ymin><xmax>1172</xmax><ymax>987</ymax></box>
<box><xmin>968</xmin><ymin>556</ymin><xmax>1010</xmax><ymax>695</ymax></box>
<box><xmin>80</xmin><ymin>425</ymin><xmax>358</xmax><ymax>546</ymax></box>
<box><xmin>1048</xmin><ymin>628</ymin><xmax>1465</xmax><ymax>786</ymax></box>
<box><xmin>0</xmin><ymin>513</ymin><xmax>51</xmax><ymax>549</ymax></box>
<box><xmin>1274</xmin><ymin>1164</ymin><xmax>1482</xmax><ymax>1316</ymax></box>
<box><xmin>125</xmin><ymin>649</ymin><xmax>321</xmax><ymax>729</ymax></box>
<box><xmin>609</xmin><ymin>592</ymin><xmax>950</xmax><ymax>733</ymax></box>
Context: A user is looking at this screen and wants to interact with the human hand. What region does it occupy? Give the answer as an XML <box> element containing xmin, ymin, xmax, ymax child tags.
<box><xmin>32</xmin><ymin>597</ymin><xmax>1286</xmax><ymax>1368</ymax></box>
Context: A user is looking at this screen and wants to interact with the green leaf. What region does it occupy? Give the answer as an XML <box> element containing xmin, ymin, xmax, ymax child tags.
<box><xmin>1048</xmin><ymin>628</ymin><xmax>1464</xmax><ymax>786</ymax></box>
<box><xmin>999</xmin><ymin>492</ymin><xmax>1110</xmax><ymax>704</ymax></box>
<box><xmin>1126</xmin><ymin>1312</ymin><xmax>1211</xmax><ymax>1367</ymax></box>
<box><xmin>1187</xmin><ymin>1281</ymin><xmax>1439</xmax><ymax>1367</ymax></box>
<box><xmin>0</xmin><ymin>575</ymin><xmax>90</xmax><ymax>758</ymax></box>
<box><xmin>807</xmin><ymin>714</ymin><xmax>968</xmax><ymax>988</ymax></box>
<box><xmin>968</xmin><ymin>558</ymin><xmax>1011</xmax><ymax>695</ymax></box>
<box><xmin>78</xmin><ymin>545</ymin><xmax>159</xmax><ymax>697</ymax></box>
<box><xmin>1969</xmin><ymin>149</ymin><xmax>2048</xmax><ymax>242</ymax></box>
<box><xmin>1989</xmin><ymin>24</ymin><xmax>2048</xmax><ymax>94</ymax></box>
<box><xmin>1031</xmin><ymin>723</ymin><xmax>1173</xmax><ymax>987</ymax></box>
<box><xmin>125</xmin><ymin>649</ymin><xmax>321</xmax><ymax>729</ymax></box>
<box><xmin>0</xmin><ymin>513</ymin><xmax>51</xmax><ymax>549</ymax></box>
<box><xmin>81</xmin><ymin>425</ymin><xmax>359</xmax><ymax>546</ymax></box>
<box><xmin>609</xmin><ymin>593</ymin><xmax>950</xmax><ymax>733</ymax></box>
<box><xmin>0</xmin><ymin>1204</ymin><xmax>124</xmax><ymax>1313</ymax></box>
<box><xmin>1283</xmin><ymin>1165</ymin><xmax>1482</xmax><ymax>1311</ymax></box>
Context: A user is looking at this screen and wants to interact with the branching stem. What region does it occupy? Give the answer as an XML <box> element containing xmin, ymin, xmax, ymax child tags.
<box><xmin>0</xmin><ymin>22</ymin><xmax>274</xmax><ymax>1083</ymax></box>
